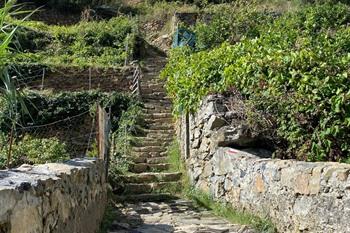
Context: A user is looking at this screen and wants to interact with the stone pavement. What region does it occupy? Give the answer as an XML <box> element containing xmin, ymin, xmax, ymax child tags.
<box><xmin>108</xmin><ymin>199</ymin><xmax>255</xmax><ymax>233</ymax></box>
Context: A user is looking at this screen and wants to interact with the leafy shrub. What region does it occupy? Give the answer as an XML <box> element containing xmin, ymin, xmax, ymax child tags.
<box><xmin>108</xmin><ymin>102</ymin><xmax>143</xmax><ymax>190</ymax></box>
<box><xmin>109</xmin><ymin>102</ymin><xmax>143</xmax><ymax>175</ymax></box>
<box><xmin>10</xmin><ymin>16</ymin><xmax>137</xmax><ymax>68</ymax></box>
<box><xmin>162</xmin><ymin>3</ymin><xmax>350</xmax><ymax>162</ymax></box>
<box><xmin>17</xmin><ymin>0</ymin><xmax>114</xmax><ymax>11</ymax></box>
<box><xmin>0</xmin><ymin>90</ymin><xmax>133</xmax><ymax>133</ymax></box>
<box><xmin>0</xmin><ymin>134</ymin><xmax>69</xmax><ymax>169</ymax></box>
<box><xmin>194</xmin><ymin>6</ymin><xmax>276</xmax><ymax>50</ymax></box>
<box><xmin>12</xmin><ymin>26</ymin><xmax>52</xmax><ymax>52</ymax></box>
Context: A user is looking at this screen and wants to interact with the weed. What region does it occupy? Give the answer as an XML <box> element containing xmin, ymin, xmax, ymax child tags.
<box><xmin>186</xmin><ymin>188</ymin><xmax>277</xmax><ymax>233</ymax></box>
<box><xmin>165</xmin><ymin>139</ymin><xmax>276</xmax><ymax>232</ymax></box>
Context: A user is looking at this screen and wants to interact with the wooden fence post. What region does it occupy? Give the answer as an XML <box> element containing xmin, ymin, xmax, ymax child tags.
<box><xmin>96</xmin><ymin>105</ymin><xmax>111</xmax><ymax>177</ymax></box>
<box><xmin>185</xmin><ymin>112</ymin><xmax>190</xmax><ymax>160</ymax></box>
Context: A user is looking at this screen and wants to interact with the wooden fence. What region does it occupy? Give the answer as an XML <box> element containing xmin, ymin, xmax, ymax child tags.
<box><xmin>96</xmin><ymin>105</ymin><xmax>111</xmax><ymax>176</ymax></box>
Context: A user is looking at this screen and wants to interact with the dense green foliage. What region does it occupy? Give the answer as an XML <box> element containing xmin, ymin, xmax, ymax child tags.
<box><xmin>162</xmin><ymin>3</ymin><xmax>350</xmax><ymax>161</ymax></box>
<box><xmin>11</xmin><ymin>16</ymin><xmax>137</xmax><ymax>68</ymax></box>
<box><xmin>17</xmin><ymin>0</ymin><xmax>113</xmax><ymax>11</ymax></box>
<box><xmin>0</xmin><ymin>134</ymin><xmax>69</xmax><ymax>169</ymax></box>
<box><xmin>109</xmin><ymin>102</ymin><xmax>144</xmax><ymax>190</ymax></box>
<box><xmin>0</xmin><ymin>90</ymin><xmax>133</xmax><ymax>131</ymax></box>
<box><xmin>0</xmin><ymin>90</ymin><xmax>135</xmax><ymax>167</ymax></box>
<box><xmin>193</xmin><ymin>6</ymin><xmax>276</xmax><ymax>50</ymax></box>
<box><xmin>109</xmin><ymin>103</ymin><xmax>143</xmax><ymax>176</ymax></box>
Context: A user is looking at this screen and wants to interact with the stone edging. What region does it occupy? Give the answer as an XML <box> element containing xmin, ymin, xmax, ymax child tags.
<box><xmin>0</xmin><ymin>158</ymin><xmax>107</xmax><ymax>233</ymax></box>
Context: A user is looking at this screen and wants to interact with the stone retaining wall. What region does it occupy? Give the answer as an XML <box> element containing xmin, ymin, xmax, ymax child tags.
<box><xmin>0</xmin><ymin>158</ymin><xmax>107</xmax><ymax>233</ymax></box>
<box><xmin>178</xmin><ymin>95</ymin><xmax>350</xmax><ymax>233</ymax></box>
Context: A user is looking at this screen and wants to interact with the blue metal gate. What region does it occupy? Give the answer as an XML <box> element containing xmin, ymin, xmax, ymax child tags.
<box><xmin>172</xmin><ymin>28</ymin><xmax>196</xmax><ymax>48</ymax></box>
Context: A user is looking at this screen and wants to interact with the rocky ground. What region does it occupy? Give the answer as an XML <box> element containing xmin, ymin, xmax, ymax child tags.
<box><xmin>108</xmin><ymin>200</ymin><xmax>255</xmax><ymax>233</ymax></box>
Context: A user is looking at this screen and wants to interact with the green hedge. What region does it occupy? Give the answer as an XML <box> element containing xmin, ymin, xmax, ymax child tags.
<box><xmin>162</xmin><ymin>3</ymin><xmax>350</xmax><ymax>162</ymax></box>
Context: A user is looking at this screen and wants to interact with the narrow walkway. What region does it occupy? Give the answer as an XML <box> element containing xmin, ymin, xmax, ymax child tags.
<box><xmin>117</xmin><ymin>55</ymin><xmax>180</xmax><ymax>201</ymax></box>
<box><xmin>108</xmin><ymin>200</ymin><xmax>254</xmax><ymax>233</ymax></box>
<box><xmin>108</xmin><ymin>54</ymin><xmax>254</xmax><ymax>233</ymax></box>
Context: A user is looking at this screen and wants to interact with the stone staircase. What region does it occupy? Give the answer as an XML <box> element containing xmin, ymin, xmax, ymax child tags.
<box><xmin>116</xmin><ymin>55</ymin><xmax>182</xmax><ymax>201</ymax></box>
<box><xmin>107</xmin><ymin>54</ymin><xmax>256</xmax><ymax>233</ymax></box>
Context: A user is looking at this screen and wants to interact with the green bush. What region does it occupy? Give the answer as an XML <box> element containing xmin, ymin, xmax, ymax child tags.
<box><xmin>0</xmin><ymin>90</ymin><xmax>133</xmax><ymax>133</ymax></box>
<box><xmin>194</xmin><ymin>6</ymin><xmax>275</xmax><ymax>50</ymax></box>
<box><xmin>108</xmin><ymin>102</ymin><xmax>143</xmax><ymax>190</ymax></box>
<box><xmin>162</xmin><ymin>3</ymin><xmax>350</xmax><ymax>162</ymax></box>
<box><xmin>109</xmin><ymin>102</ymin><xmax>143</xmax><ymax>176</ymax></box>
<box><xmin>10</xmin><ymin>16</ymin><xmax>137</xmax><ymax>68</ymax></box>
<box><xmin>0</xmin><ymin>134</ymin><xmax>69</xmax><ymax>169</ymax></box>
<box><xmin>17</xmin><ymin>0</ymin><xmax>113</xmax><ymax>11</ymax></box>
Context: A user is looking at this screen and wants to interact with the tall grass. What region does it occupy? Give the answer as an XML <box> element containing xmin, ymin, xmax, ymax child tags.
<box><xmin>0</xmin><ymin>0</ymin><xmax>29</xmax><ymax>168</ymax></box>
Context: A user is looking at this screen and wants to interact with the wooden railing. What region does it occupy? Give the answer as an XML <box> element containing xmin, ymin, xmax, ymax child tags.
<box><xmin>131</xmin><ymin>62</ymin><xmax>142</xmax><ymax>97</ymax></box>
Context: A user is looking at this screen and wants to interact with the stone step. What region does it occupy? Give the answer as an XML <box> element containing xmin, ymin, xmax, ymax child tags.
<box><xmin>132</xmin><ymin>140</ymin><xmax>168</xmax><ymax>147</ymax></box>
<box><xmin>144</xmin><ymin>117</ymin><xmax>173</xmax><ymax>124</ymax></box>
<box><xmin>141</xmin><ymin>128</ymin><xmax>175</xmax><ymax>134</ymax></box>
<box><xmin>146</xmin><ymin>133</ymin><xmax>174</xmax><ymax>139</ymax></box>
<box><xmin>143</xmin><ymin>104</ymin><xmax>172</xmax><ymax>111</ymax></box>
<box><xmin>133</xmin><ymin>137</ymin><xmax>173</xmax><ymax>143</ymax></box>
<box><xmin>142</xmin><ymin>83</ymin><xmax>165</xmax><ymax>89</ymax></box>
<box><xmin>141</xmin><ymin>82</ymin><xmax>164</xmax><ymax>87</ymax></box>
<box><xmin>141</xmin><ymin>83</ymin><xmax>164</xmax><ymax>87</ymax></box>
<box><xmin>120</xmin><ymin>172</ymin><xmax>182</xmax><ymax>184</ymax></box>
<box><xmin>143</xmin><ymin>112</ymin><xmax>173</xmax><ymax>119</ymax></box>
<box><xmin>132</xmin><ymin>146</ymin><xmax>166</xmax><ymax>153</ymax></box>
<box><xmin>143</xmin><ymin>100</ymin><xmax>172</xmax><ymax>107</ymax></box>
<box><xmin>122</xmin><ymin>182</ymin><xmax>180</xmax><ymax>194</ymax></box>
<box><xmin>141</xmin><ymin>81</ymin><xmax>163</xmax><ymax>86</ymax></box>
<box><xmin>129</xmin><ymin>163</ymin><xmax>170</xmax><ymax>173</ymax></box>
<box><xmin>140</xmin><ymin>90</ymin><xmax>167</xmax><ymax>95</ymax></box>
<box><xmin>141</xmin><ymin>91</ymin><xmax>167</xmax><ymax>97</ymax></box>
<box><xmin>141</xmin><ymin>91</ymin><xmax>166</xmax><ymax>96</ymax></box>
<box><xmin>114</xmin><ymin>193</ymin><xmax>178</xmax><ymax>202</ymax></box>
<box><xmin>142</xmin><ymin>97</ymin><xmax>171</xmax><ymax>102</ymax></box>
<box><xmin>144</xmin><ymin>108</ymin><xmax>172</xmax><ymax>114</ymax></box>
<box><xmin>131</xmin><ymin>151</ymin><xmax>168</xmax><ymax>158</ymax></box>
<box><xmin>147</xmin><ymin>124</ymin><xmax>173</xmax><ymax>130</ymax></box>
<box><xmin>132</xmin><ymin>156</ymin><xmax>168</xmax><ymax>164</ymax></box>
<box><xmin>144</xmin><ymin>61</ymin><xmax>167</xmax><ymax>67</ymax></box>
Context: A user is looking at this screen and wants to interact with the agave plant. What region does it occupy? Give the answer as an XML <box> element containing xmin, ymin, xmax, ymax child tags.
<box><xmin>0</xmin><ymin>0</ymin><xmax>30</xmax><ymax>168</ymax></box>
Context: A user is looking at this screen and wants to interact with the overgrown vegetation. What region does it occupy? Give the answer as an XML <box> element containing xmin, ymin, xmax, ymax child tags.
<box><xmin>0</xmin><ymin>90</ymin><xmax>132</xmax><ymax>132</ymax></box>
<box><xmin>98</xmin><ymin>203</ymin><xmax>118</xmax><ymax>233</ymax></box>
<box><xmin>162</xmin><ymin>2</ymin><xmax>350</xmax><ymax>162</ymax></box>
<box><xmin>166</xmin><ymin>139</ymin><xmax>276</xmax><ymax>232</ymax></box>
<box><xmin>0</xmin><ymin>90</ymin><xmax>134</xmax><ymax>167</ymax></box>
<box><xmin>109</xmin><ymin>102</ymin><xmax>143</xmax><ymax>186</ymax></box>
<box><xmin>0</xmin><ymin>134</ymin><xmax>69</xmax><ymax>169</ymax></box>
<box><xmin>187</xmin><ymin>189</ymin><xmax>276</xmax><ymax>232</ymax></box>
<box><xmin>10</xmin><ymin>16</ymin><xmax>137</xmax><ymax>68</ymax></box>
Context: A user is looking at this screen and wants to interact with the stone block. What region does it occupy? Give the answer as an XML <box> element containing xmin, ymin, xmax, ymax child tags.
<box><xmin>254</xmin><ymin>174</ymin><xmax>265</xmax><ymax>193</ymax></box>
<box><xmin>205</xmin><ymin>115</ymin><xmax>227</xmax><ymax>131</ymax></box>
<box><xmin>0</xmin><ymin>159</ymin><xmax>107</xmax><ymax>233</ymax></box>
<box><xmin>295</xmin><ymin>173</ymin><xmax>311</xmax><ymax>195</ymax></box>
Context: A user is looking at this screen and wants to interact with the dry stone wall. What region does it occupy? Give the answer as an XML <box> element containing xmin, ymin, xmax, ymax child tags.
<box><xmin>0</xmin><ymin>158</ymin><xmax>107</xmax><ymax>233</ymax></box>
<box><xmin>178</xmin><ymin>94</ymin><xmax>350</xmax><ymax>233</ymax></box>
